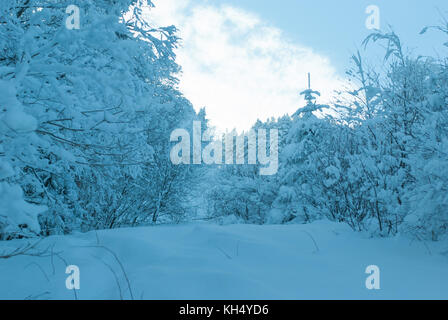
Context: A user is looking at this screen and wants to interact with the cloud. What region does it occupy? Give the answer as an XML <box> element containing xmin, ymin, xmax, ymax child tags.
<box><xmin>146</xmin><ymin>0</ymin><xmax>345</xmax><ymax>131</ymax></box>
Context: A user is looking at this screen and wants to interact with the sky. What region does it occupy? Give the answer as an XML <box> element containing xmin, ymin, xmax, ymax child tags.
<box><xmin>146</xmin><ymin>0</ymin><xmax>448</xmax><ymax>131</ymax></box>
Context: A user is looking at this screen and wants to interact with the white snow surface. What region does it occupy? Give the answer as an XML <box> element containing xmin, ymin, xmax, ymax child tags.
<box><xmin>0</xmin><ymin>220</ymin><xmax>447</xmax><ymax>300</ymax></box>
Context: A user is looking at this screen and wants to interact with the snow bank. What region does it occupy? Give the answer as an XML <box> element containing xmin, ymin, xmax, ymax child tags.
<box><xmin>0</xmin><ymin>221</ymin><xmax>447</xmax><ymax>300</ymax></box>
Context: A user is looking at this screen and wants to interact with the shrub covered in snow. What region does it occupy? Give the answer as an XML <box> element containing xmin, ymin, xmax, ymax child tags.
<box><xmin>207</xmin><ymin>27</ymin><xmax>448</xmax><ymax>241</ymax></box>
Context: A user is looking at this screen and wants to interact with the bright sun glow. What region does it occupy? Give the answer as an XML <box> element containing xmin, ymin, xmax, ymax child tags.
<box><xmin>145</xmin><ymin>0</ymin><xmax>346</xmax><ymax>131</ymax></box>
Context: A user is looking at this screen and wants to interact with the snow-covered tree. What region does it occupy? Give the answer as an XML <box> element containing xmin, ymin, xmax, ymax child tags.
<box><xmin>0</xmin><ymin>0</ymin><xmax>201</xmax><ymax>237</ymax></box>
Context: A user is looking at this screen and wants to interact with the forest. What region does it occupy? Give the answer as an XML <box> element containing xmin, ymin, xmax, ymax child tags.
<box><xmin>1</xmin><ymin>1</ymin><xmax>447</xmax><ymax>243</ymax></box>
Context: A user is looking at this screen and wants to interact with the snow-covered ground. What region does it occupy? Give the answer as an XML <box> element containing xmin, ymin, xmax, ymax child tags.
<box><xmin>0</xmin><ymin>220</ymin><xmax>447</xmax><ymax>300</ymax></box>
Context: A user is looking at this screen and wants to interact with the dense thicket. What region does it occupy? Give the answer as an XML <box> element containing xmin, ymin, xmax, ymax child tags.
<box><xmin>1</xmin><ymin>1</ymin><xmax>447</xmax><ymax>243</ymax></box>
<box><xmin>0</xmin><ymin>0</ymin><xmax>202</xmax><ymax>239</ymax></box>
<box><xmin>208</xmin><ymin>28</ymin><xmax>448</xmax><ymax>241</ymax></box>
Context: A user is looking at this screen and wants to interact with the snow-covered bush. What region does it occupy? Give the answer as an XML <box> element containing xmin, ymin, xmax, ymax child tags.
<box><xmin>206</xmin><ymin>25</ymin><xmax>448</xmax><ymax>240</ymax></box>
<box><xmin>0</xmin><ymin>80</ymin><xmax>46</xmax><ymax>239</ymax></box>
<box><xmin>0</xmin><ymin>0</ymin><xmax>202</xmax><ymax>237</ymax></box>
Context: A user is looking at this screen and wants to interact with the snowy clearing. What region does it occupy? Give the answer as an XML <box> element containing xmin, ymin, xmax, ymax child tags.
<box><xmin>0</xmin><ymin>220</ymin><xmax>447</xmax><ymax>300</ymax></box>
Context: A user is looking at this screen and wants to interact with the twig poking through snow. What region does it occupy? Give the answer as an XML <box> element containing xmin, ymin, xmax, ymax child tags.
<box><xmin>216</xmin><ymin>246</ymin><xmax>232</xmax><ymax>260</ymax></box>
<box><xmin>24</xmin><ymin>262</ymin><xmax>50</xmax><ymax>282</ymax></box>
<box><xmin>299</xmin><ymin>231</ymin><xmax>320</xmax><ymax>253</ymax></box>
<box><xmin>83</xmin><ymin>245</ymin><xmax>134</xmax><ymax>300</ymax></box>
